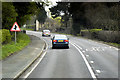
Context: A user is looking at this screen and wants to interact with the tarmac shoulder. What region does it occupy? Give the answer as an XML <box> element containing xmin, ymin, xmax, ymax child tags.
<box><xmin>2</xmin><ymin>35</ymin><xmax>45</xmax><ymax>78</ymax></box>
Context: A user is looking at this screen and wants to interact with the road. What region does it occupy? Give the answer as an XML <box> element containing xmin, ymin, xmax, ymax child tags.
<box><xmin>21</xmin><ymin>31</ymin><xmax>118</xmax><ymax>79</ymax></box>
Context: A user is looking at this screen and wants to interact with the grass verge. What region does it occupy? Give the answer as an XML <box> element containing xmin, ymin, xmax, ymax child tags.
<box><xmin>1</xmin><ymin>33</ymin><xmax>30</xmax><ymax>60</ymax></box>
<box><xmin>104</xmin><ymin>42</ymin><xmax>120</xmax><ymax>48</ymax></box>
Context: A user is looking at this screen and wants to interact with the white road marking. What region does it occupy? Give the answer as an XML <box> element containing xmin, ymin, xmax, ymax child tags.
<box><xmin>86</xmin><ymin>49</ymin><xmax>88</xmax><ymax>51</ymax></box>
<box><xmin>23</xmin><ymin>39</ymin><xmax>48</xmax><ymax>78</ymax></box>
<box><xmin>96</xmin><ymin>70</ymin><xmax>101</xmax><ymax>74</ymax></box>
<box><xmin>92</xmin><ymin>47</ymin><xmax>96</xmax><ymax>51</ymax></box>
<box><xmin>90</xmin><ymin>61</ymin><xmax>94</xmax><ymax>64</ymax></box>
<box><xmin>78</xmin><ymin>46</ymin><xmax>82</xmax><ymax>49</ymax></box>
<box><xmin>35</xmin><ymin>48</ymin><xmax>39</xmax><ymax>50</ymax></box>
<box><xmin>70</xmin><ymin>42</ymin><xmax>97</xmax><ymax>79</ymax></box>
<box><xmin>86</xmin><ymin>55</ymin><xmax>89</xmax><ymax>57</ymax></box>
<box><xmin>82</xmin><ymin>51</ymin><xmax>85</xmax><ymax>53</ymax></box>
<box><xmin>114</xmin><ymin>48</ymin><xmax>119</xmax><ymax>51</ymax></box>
<box><xmin>96</xmin><ymin>47</ymin><xmax>100</xmax><ymax>51</ymax></box>
<box><xmin>109</xmin><ymin>46</ymin><xmax>112</xmax><ymax>48</ymax></box>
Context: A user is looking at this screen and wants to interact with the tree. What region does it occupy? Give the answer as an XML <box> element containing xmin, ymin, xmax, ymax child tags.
<box><xmin>50</xmin><ymin>2</ymin><xmax>86</xmax><ymax>35</ymax></box>
<box><xmin>2</xmin><ymin>2</ymin><xmax>18</xmax><ymax>29</ymax></box>
<box><xmin>50</xmin><ymin>2</ymin><xmax>119</xmax><ymax>35</ymax></box>
<box><xmin>13</xmin><ymin>2</ymin><xmax>38</xmax><ymax>27</ymax></box>
<box><xmin>36</xmin><ymin>7</ymin><xmax>47</xmax><ymax>24</ymax></box>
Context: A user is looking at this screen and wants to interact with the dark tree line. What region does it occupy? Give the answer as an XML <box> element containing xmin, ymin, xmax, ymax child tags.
<box><xmin>50</xmin><ymin>2</ymin><xmax>119</xmax><ymax>35</ymax></box>
<box><xmin>2</xmin><ymin>2</ymin><xmax>47</xmax><ymax>30</ymax></box>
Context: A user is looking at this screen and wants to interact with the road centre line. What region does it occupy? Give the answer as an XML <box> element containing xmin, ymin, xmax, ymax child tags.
<box><xmin>70</xmin><ymin>42</ymin><xmax>97</xmax><ymax>79</ymax></box>
<box><xmin>90</xmin><ymin>61</ymin><xmax>94</xmax><ymax>64</ymax></box>
<box><xmin>86</xmin><ymin>55</ymin><xmax>89</xmax><ymax>57</ymax></box>
<box><xmin>96</xmin><ymin>70</ymin><xmax>101</xmax><ymax>74</ymax></box>
<box><xmin>23</xmin><ymin>39</ymin><xmax>48</xmax><ymax>78</ymax></box>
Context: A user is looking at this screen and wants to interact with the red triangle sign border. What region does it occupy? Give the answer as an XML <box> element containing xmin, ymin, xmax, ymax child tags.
<box><xmin>10</xmin><ymin>22</ymin><xmax>21</xmax><ymax>32</ymax></box>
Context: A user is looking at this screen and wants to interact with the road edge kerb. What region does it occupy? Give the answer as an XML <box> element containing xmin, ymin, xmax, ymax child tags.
<box><xmin>13</xmin><ymin>35</ymin><xmax>47</xmax><ymax>80</ymax></box>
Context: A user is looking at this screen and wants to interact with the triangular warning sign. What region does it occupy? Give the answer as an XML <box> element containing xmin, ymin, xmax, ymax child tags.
<box><xmin>10</xmin><ymin>22</ymin><xmax>21</xmax><ymax>31</ymax></box>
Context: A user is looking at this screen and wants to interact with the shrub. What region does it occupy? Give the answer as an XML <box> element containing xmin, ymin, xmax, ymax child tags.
<box><xmin>80</xmin><ymin>29</ymin><xmax>120</xmax><ymax>44</ymax></box>
<box><xmin>1</xmin><ymin>29</ymin><xmax>11</xmax><ymax>44</ymax></box>
<box><xmin>80</xmin><ymin>29</ymin><xmax>102</xmax><ymax>39</ymax></box>
<box><xmin>2</xmin><ymin>33</ymin><xmax>30</xmax><ymax>60</ymax></box>
<box><xmin>98</xmin><ymin>31</ymin><xmax>120</xmax><ymax>43</ymax></box>
<box><xmin>0</xmin><ymin>30</ymin><xmax>2</xmax><ymax>44</ymax></box>
<box><xmin>89</xmin><ymin>29</ymin><xmax>102</xmax><ymax>39</ymax></box>
<box><xmin>89</xmin><ymin>29</ymin><xmax>102</xmax><ymax>32</ymax></box>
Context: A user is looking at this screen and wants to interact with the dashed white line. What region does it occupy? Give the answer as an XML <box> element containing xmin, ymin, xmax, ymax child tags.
<box><xmin>78</xmin><ymin>46</ymin><xmax>82</xmax><ymax>49</ymax></box>
<box><xmin>92</xmin><ymin>47</ymin><xmax>97</xmax><ymax>51</ymax></box>
<box><xmin>90</xmin><ymin>61</ymin><xmax>94</xmax><ymax>64</ymax></box>
<box><xmin>86</xmin><ymin>49</ymin><xmax>88</xmax><ymax>51</ymax></box>
<box><xmin>70</xmin><ymin>42</ymin><xmax>97</xmax><ymax>79</ymax></box>
<box><xmin>96</xmin><ymin>70</ymin><xmax>101</xmax><ymax>74</ymax></box>
<box><xmin>86</xmin><ymin>55</ymin><xmax>89</xmax><ymax>57</ymax></box>
<box><xmin>82</xmin><ymin>51</ymin><xmax>85</xmax><ymax>53</ymax></box>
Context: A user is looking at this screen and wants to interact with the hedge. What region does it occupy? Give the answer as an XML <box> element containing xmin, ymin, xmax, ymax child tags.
<box><xmin>0</xmin><ymin>30</ymin><xmax>2</xmax><ymax>44</ymax></box>
<box><xmin>0</xmin><ymin>29</ymin><xmax>12</xmax><ymax>44</ymax></box>
<box><xmin>80</xmin><ymin>29</ymin><xmax>120</xmax><ymax>43</ymax></box>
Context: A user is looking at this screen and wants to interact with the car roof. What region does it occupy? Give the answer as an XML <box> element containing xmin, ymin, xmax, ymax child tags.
<box><xmin>54</xmin><ymin>35</ymin><xmax>67</xmax><ymax>39</ymax></box>
<box><xmin>43</xmin><ymin>30</ymin><xmax>50</xmax><ymax>32</ymax></box>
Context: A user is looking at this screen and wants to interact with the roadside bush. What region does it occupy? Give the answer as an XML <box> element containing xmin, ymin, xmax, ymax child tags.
<box><xmin>2</xmin><ymin>33</ymin><xmax>30</xmax><ymax>60</ymax></box>
<box><xmin>81</xmin><ymin>31</ymin><xmax>92</xmax><ymax>39</ymax></box>
<box><xmin>80</xmin><ymin>29</ymin><xmax>120</xmax><ymax>44</ymax></box>
<box><xmin>0</xmin><ymin>30</ymin><xmax>2</xmax><ymax>44</ymax></box>
<box><xmin>80</xmin><ymin>29</ymin><xmax>102</xmax><ymax>39</ymax></box>
<box><xmin>98</xmin><ymin>31</ymin><xmax>120</xmax><ymax>43</ymax></box>
<box><xmin>89</xmin><ymin>29</ymin><xmax>102</xmax><ymax>32</ymax></box>
<box><xmin>89</xmin><ymin>29</ymin><xmax>102</xmax><ymax>39</ymax></box>
<box><xmin>1</xmin><ymin>29</ymin><xmax>11</xmax><ymax>44</ymax></box>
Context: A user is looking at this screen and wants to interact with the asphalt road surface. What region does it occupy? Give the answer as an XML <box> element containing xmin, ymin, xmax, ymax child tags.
<box><xmin>22</xmin><ymin>31</ymin><xmax>118</xmax><ymax>79</ymax></box>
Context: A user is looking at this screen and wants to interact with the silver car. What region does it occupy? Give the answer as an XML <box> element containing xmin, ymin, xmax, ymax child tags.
<box><xmin>42</xmin><ymin>30</ymin><xmax>51</xmax><ymax>37</ymax></box>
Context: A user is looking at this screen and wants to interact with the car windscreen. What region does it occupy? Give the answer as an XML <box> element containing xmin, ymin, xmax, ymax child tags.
<box><xmin>54</xmin><ymin>35</ymin><xmax>67</xmax><ymax>39</ymax></box>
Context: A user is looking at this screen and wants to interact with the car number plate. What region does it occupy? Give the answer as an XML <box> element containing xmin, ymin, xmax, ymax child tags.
<box><xmin>58</xmin><ymin>40</ymin><xmax>63</xmax><ymax>42</ymax></box>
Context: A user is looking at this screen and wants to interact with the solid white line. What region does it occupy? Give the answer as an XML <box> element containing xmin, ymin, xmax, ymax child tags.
<box><xmin>70</xmin><ymin>42</ymin><xmax>97</xmax><ymax>79</ymax></box>
<box><xmin>24</xmin><ymin>39</ymin><xmax>48</xmax><ymax>78</ymax></box>
<box><xmin>24</xmin><ymin>51</ymin><xmax>47</xmax><ymax>78</ymax></box>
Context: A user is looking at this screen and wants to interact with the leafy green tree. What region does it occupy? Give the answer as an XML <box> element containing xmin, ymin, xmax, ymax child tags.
<box><xmin>50</xmin><ymin>2</ymin><xmax>86</xmax><ymax>35</ymax></box>
<box><xmin>84</xmin><ymin>2</ymin><xmax>119</xmax><ymax>31</ymax></box>
<box><xmin>50</xmin><ymin>2</ymin><xmax>119</xmax><ymax>34</ymax></box>
<box><xmin>36</xmin><ymin>7</ymin><xmax>47</xmax><ymax>24</ymax></box>
<box><xmin>13</xmin><ymin>2</ymin><xmax>38</xmax><ymax>27</ymax></box>
<box><xmin>2</xmin><ymin>2</ymin><xmax>18</xmax><ymax>29</ymax></box>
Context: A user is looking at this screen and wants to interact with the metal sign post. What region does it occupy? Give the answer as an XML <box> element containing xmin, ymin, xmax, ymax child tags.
<box><xmin>15</xmin><ymin>31</ymin><xmax>16</xmax><ymax>44</ymax></box>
